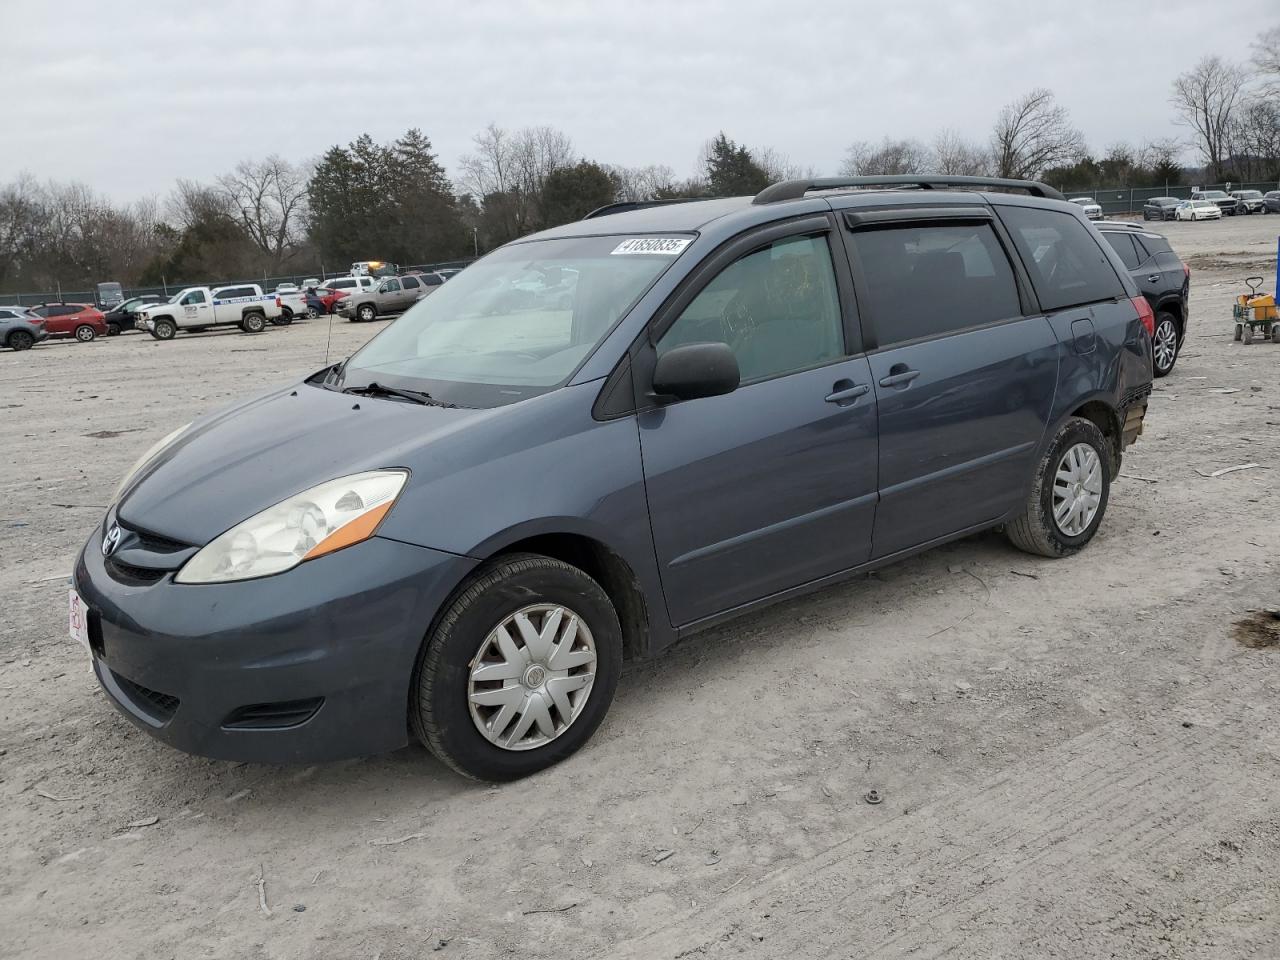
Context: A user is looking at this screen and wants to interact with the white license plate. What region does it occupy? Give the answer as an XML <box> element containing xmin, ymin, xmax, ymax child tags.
<box><xmin>68</xmin><ymin>588</ymin><xmax>91</xmax><ymax>657</ymax></box>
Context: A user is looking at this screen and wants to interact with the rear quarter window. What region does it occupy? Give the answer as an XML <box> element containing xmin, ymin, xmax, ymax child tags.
<box><xmin>998</xmin><ymin>206</ymin><xmax>1126</xmax><ymax>311</ymax></box>
<box><xmin>1101</xmin><ymin>232</ymin><xmax>1141</xmax><ymax>270</ymax></box>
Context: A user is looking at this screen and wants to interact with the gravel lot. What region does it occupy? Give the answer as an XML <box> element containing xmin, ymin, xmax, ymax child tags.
<box><xmin>3</xmin><ymin>214</ymin><xmax>1279</xmax><ymax>960</ymax></box>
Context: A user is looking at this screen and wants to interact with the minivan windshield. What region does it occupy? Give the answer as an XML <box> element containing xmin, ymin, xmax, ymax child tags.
<box><xmin>334</xmin><ymin>234</ymin><xmax>689</xmax><ymax>407</ymax></box>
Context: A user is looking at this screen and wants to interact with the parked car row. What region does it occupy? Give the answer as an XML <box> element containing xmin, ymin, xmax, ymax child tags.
<box><xmin>2</xmin><ymin>269</ymin><xmax>463</xmax><ymax>352</ymax></box>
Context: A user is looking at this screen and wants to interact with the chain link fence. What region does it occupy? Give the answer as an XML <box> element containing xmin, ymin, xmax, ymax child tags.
<box><xmin>1048</xmin><ymin>179</ymin><xmax>1280</xmax><ymax>216</ymax></box>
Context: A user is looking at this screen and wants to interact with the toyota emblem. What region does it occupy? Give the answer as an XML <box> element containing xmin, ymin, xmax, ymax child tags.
<box><xmin>102</xmin><ymin>523</ymin><xmax>122</xmax><ymax>558</ymax></box>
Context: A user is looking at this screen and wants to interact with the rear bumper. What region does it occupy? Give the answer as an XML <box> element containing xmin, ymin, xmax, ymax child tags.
<box><xmin>74</xmin><ymin>525</ymin><xmax>476</xmax><ymax>762</ymax></box>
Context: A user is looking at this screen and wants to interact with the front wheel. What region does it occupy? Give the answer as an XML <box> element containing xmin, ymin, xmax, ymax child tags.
<box><xmin>271</xmin><ymin>309</ymin><xmax>293</xmax><ymax>326</ymax></box>
<box><xmin>306</xmin><ymin>305</ymin><xmax>320</xmax><ymax>320</ymax></box>
<box><xmin>1006</xmin><ymin>417</ymin><xmax>1111</xmax><ymax>558</ymax></box>
<box><xmin>241</xmin><ymin>312</ymin><xmax>266</xmax><ymax>333</ymax></box>
<box><xmin>1152</xmin><ymin>312</ymin><xmax>1180</xmax><ymax>376</ymax></box>
<box><xmin>411</xmin><ymin>554</ymin><xmax>623</xmax><ymax>781</ymax></box>
<box><xmin>151</xmin><ymin>318</ymin><xmax>176</xmax><ymax>340</ymax></box>
<box><xmin>74</xmin><ymin>324</ymin><xmax>97</xmax><ymax>342</ymax></box>
<box><xmin>1243</xmin><ymin>324</ymin><xmax>1255</xmax><ymax>345</ymax></box>
<box><xmin>357</xmin><ymin>303</ymin><xmax>377</xmax><ymax>323</ymax></box>
<box><xmin>106</xmin><ymin>322</ymin><xmax>120</xmax><ymax>337</ymax></box>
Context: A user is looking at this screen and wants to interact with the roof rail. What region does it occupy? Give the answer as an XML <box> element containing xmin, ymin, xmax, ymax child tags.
<box><xmin>752</xmin><ymin>175</ymin><xmax>1065</xmax><ymax>205</ymax></box>
<box><xmin>581</xmin><ymin>198</ymin><xmax>707</xmax><ymax>220</ymax></box>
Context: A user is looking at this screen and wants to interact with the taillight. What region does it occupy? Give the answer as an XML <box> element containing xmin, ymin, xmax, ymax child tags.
<box><xmin>1131</xmin><ymin>295</ymin><xmax>1155</xmax><ymax>338</ymax></box>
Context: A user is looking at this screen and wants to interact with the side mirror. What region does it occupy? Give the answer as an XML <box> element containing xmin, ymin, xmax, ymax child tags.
<box><xmin>652</xmin><ymin>342</ymin><xmax>740</xmax><ymax>402</ymax></box>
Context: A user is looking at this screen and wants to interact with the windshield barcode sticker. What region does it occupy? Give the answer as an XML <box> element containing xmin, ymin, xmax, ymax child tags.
<box><xmin>611</xmin><ymin>238</ymin><xmax>692</xmax><ymax>256</ymax></box>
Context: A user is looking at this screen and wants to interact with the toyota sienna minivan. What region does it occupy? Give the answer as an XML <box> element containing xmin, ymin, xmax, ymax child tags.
<box><xmin>73</xmin><ymin>176</ymin><xmax>1154</xmax><ymax>781</ymax></box>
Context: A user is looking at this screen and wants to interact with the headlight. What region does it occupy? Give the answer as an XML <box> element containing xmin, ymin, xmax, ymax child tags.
<box><xmin>175</xmin><ymin>470</ymin><xmax>408</xmax><ymax>584</ymax></box>
<box><xmin>112</xmin><ymin>423</ymin><xmax>191</xmax><ymax>504</ymax></box>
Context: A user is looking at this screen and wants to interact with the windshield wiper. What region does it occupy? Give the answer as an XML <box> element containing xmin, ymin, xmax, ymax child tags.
<box><xmin>342</xmin><ymin>381</ymin><xmax>455</xmax><ymax>407</ymax></box>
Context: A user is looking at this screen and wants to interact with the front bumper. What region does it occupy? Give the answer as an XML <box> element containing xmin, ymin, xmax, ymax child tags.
<box><xmin>74</xmin><ymin>523</ymin><xmax>475</xmax><ymax>762</ymax></box>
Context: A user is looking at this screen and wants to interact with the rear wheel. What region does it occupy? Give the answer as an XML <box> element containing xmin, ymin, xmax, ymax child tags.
<box><xmin>306</xmin><ymin>305</ymin><xmax>320</xmax><ymax>320</ymax></box>
<box><xmin>74</xmin><ymin>324</ymin><xmax>96</xmax><ymax>342</ymax></box>
<box><xmin>1271</xmin><ymin>322</ymin><xmax>1280</xmax><ymax>343</ymax></box>
<box><xmin>1007</xmin><ymin>417</ymin><xmax>1111</xmax><ymax>558</ymax></box>
<box><xmin>7</xmin><ymin>330</ymin><xmax>34</xmax><ymax>351</ymax></box>
<box><xmin>1152</xmin><ymin>312</ymin><xmax>1180</xmax><ymax>377</ymax></box>
<box><xmin>411</xmin><ymin>554</ymin><xmax>622</xmax><ymax>781</ymax></box>
<box><xmin>151</xmin><ymin>318</ymin><xmax>176</xmax><ymax>340</ymax></box>
<box><xmin>241</xmin><ymin>312</ymin><xmax>266</xmax><ymax>333</ymax></box>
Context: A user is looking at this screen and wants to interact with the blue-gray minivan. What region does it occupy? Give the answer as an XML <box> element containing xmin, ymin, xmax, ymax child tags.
<box><xmin>73</xmin><ymin>176</ymin><xmax>1154</xmax><ymax>780</ymax></box>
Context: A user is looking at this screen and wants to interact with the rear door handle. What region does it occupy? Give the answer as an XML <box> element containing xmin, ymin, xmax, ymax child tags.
<box><xmin>825</xmin><ymin>381</ymin><xmax>870</xmax><ymax>405</ymax></box>
<box><xmin>878</xmin><ymin>368</ymin><xmax>921</xmax><ymax>389</ymax></box>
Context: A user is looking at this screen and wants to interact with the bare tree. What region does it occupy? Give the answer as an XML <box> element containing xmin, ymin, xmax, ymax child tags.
<box><xmin>217</xmin><ymin>155</ymin><xmax>309</xmax><ymax>269</ymax></box>
<box><xmin>932</xmin><ymin>130</ymin><xmax>991</xmax><ymax>175</ymax></box>
<box><xmin>1253</xmin><ymin>25</ymin><xmax>1280</xmax><ymax>95</ymax></box>
<box><xmin>459</xmin><ymin>123</ymin><xmax>574</xmax><ymax>237</ymax></box>
<box><xmin>990</xmin><ymin>88</ymin><xmax>1086</xmax><ymax>179</ymax></box>
<box><xmin>167</xmin><ymin>179</ymin><xmax>234</xmax><ymax>231</ymax></box>
<box><xmin>755</xmin><ymin>147</ymin><xmax>815</xmax><ymax>182</ymax></box>
<box><xmin>608</xmin><ymin>163</ymin><xmax>678</xmax><ymax>201</ymax></box>
<box><xmin>1225</xmin><ymin>98</ymin><xmax>1280</xmax><ymax>181</ymax></box>
<box><xmin>839</xmin><ymin>138</ymin><xmax>931</xmax><ymax>176</ymax></box>
<box><xmin>1170</xmin><ymin>57</ymin><xmax>1248</xmax><ymax>182</ymax></box>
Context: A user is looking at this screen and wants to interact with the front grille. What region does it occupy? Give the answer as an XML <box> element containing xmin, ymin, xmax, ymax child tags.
<box><xmin>105</xmin><ymin>559</ymin><xmax>167</xmax><ymax>585</ymax></box>
<box><xmin>222</xmin><ymin>698</ymin><xmax>324</xmax><ymax>730</ymax></box>
<box><xmin>111</xmin><ymin>670</ymin><xmax>180</xmax><ymax>722</ymax></box>
<box><xmin>127</xmin><ymin>524</ymin><xmax>191</xmax><ymax>554</ymax></box>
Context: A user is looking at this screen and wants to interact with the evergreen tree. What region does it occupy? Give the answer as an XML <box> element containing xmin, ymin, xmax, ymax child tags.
<box><xmin>704</xmin><ymin>133</ymin><xmax>771</xmax><ymax>196</ymax></box>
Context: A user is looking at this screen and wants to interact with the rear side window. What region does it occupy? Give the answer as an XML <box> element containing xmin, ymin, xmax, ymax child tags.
<box><xmin>331</xmin><ymin>279</ymin><xmax>355</xmax><ymax>289</ymax></box>
<box><xmin>1133</xmin><ymin>234</ymin><xmax>1171</xmax><ymax>258</ymax></box>
<box><xmin>998</xmin><ymin>207</ymin><xmax>1125</xmax><ymax>311</ymax></box>
<box><xmin>1102</xmin><ymin>232</ymin><xmax>1141</xmax><ymax>270</ymax></box>
<box><xmin>401</xmin><ymin>276</ymin><xmax>420</xmax><ymax>289</ymax></box>
<box><xmin>848</xmin><ymin>221</ymin><xmax>1021</xmax><ymax>346</ymax></box>
<box><xmin>422</xmin><ymin>273</ymin><xmax>443</xmax><ymax>286</ymax></box>
<box><xmin>0</xmin><ymin>310</ymin><xmax>15</xmax><ymax>319</ymax></box>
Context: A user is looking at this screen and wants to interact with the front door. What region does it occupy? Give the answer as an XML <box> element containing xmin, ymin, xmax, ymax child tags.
<box><xmin>842</xmin><ymin>213</ymin><xmax>1058</xmax><ymax>558</ymax></box>
<box><xmin>638</xmin><ymin>225</ymin><xmax>879</xmax><ymax>627</ymax></box>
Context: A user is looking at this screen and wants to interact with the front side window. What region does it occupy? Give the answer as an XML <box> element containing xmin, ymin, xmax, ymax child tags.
<box><xmin>380</xmin><ymin>279</ymin><xmax>402</xmax><ymax>292</ymax></box>
<box><xmin>658</xmin><ymin>234</ymin><xmax>844</xmax><ymax>383</ymax></box>
<box><xmin>181</xmin><ymin>290</ymin><xmax>208</xmax><ymax>306</ymax></box>
<box><xmin>999</xmin><ymin>206</ymin><xmax>1125</xmax><ymax>311</ymax></box>
<box><xmin>338</xmin><ymin>234</ymin><xmax>685</xmax><ymax>406</ymax></box>
<box><xmin>0</xmin><ymin>310</ymin><xmax>15</xmax><ymax>320</ymax></box>
<box><xmin>848</xmin><ymin>221</ymin><xmax>1021</xmax><ymax>346</ymax></box>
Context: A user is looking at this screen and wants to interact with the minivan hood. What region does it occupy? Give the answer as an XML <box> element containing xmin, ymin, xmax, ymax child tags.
<box><xmin>117</xmin><ymin>382</ymin><xmax>484</xmax><ymax>545</ymax></box>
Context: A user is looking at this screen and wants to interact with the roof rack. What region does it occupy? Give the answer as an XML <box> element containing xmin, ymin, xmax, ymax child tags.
<box><xmin>581</xmin><ymin>198</ymin><xmax>707</xmax><ymax>220</ymax></box>
<box><xmin>752</xmin><ymin>175</ymin><xmax>1065</xmax><ymax>205</ymax></box>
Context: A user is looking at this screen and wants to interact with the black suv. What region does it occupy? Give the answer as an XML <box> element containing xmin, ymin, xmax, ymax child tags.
<box><xmin>1141</xmin><ymin>197</ymin><xmax>1181</xmax><ymax>221</ymax></box>
<box><xmin>103</xmin><ymin>295</ymin><xmax>166</xmax><ymax>335</ymax></box>
<box><xmin>1097</xmin><ymin>222</ymin><xmax>1189</xmax><ymax>376</ymax></box>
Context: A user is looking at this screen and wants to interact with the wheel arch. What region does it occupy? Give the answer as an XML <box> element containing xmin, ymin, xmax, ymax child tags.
<box><xmin>1065</xmin><ymin>397</ymin><xmax>1122</xmax><ymax>478</ymax></box>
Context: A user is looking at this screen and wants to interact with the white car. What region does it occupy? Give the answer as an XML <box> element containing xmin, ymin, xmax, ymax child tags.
<box><xmin>1175</xmin><ymin>199</ymin><xmax>1222</xmax><ymax>221</ymax></box>
<box><xmin>323</xmin><ymin>276</ymin><xmax>379</xmax><ymax>294</ymax></box>
<box><xmin>1069</xmin><ymin>197</ymin><xmax>1103</xmax><ymax>220</ymax></box>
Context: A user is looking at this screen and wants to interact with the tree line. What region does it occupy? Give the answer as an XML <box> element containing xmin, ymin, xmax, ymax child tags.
<box><xmin>1</xmin><ymin>27</ymin><xmax>1276</xmax><ymax>295</ymax></box>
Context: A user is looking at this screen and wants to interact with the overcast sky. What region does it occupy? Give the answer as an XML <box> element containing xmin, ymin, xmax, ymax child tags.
<box><xmin>2</xmin><ymin>0</ymin><xmax>1274</xmax><ymax>202</ymax></box>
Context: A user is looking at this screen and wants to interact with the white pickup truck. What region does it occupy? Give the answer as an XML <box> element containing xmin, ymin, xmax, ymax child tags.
<box><xmin>139</xmin><ymin>284</ymin><xmax>283</xmax><ymax>340</ymax></box>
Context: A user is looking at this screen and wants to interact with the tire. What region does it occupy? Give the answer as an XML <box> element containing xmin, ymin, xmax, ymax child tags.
<box><xmin>74</xmin><ymin>324</ymin><xmax>96</xmax><ymax>342</ymax></box>
<box><xmin>106</xmin><ymin>322</ymin><xmax>120</xmax><ymax>337</ymax></box>
<box><xmin>241</xmin><ymin>312</ymin><xmax>266</xmax><ymax>333</ymax></box>
<box><xmin>357</xmin><ymin>303</ymin><xmax>377</xmax><ymax>323</ymax></box>
<box><xmin>1243</xmin><ymin>324</ymin><xmax>1255</xmax><ymax>345</ymax></box>
<box><xmin>152</xmin><ymin>318</ymin><xmax>176</xmax><ymax>341</ymax></box>
<box><xmin>1234</xmin><ymin>322</ymin><xmax>1244</xmax><ymax>341</ymax></box>
<box><xmin>1006</xmin><ymin>417</ymin><xmax>1111</xmax><ymax>559</ymax></box>
<box><xmin>1271</xmin><ymin>322</ymin><xmax>1280</xmax><ymax>343</ymax></box>
<box><xmin>306</xmin><ymin>306</ymin><xmax>320</xmax><ymax>320</ymax></box>
<box><xmin>271</xmin><ymin>308</ymin><xmax>293</xmax><ymax>326</ymax></box>
<box><xmin>411</xmin><ymin>553</ymin><xmax>623</xmax><ymax>781</ymax></box>
<box><xmin>7</xmin><ymin>330</ymin><xmax>34</xmax><ymax>351</ymax></box>
<box><xmin>1152</xmin><ymin>311</ymin><xmax>1180</xmax><ymax>377</ymax></box>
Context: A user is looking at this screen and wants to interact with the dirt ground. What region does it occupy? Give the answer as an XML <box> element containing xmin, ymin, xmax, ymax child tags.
<box><xmin>2</xmin><ymin>214</ymin><xmax>1279</xmax><ymax>960</ymax></box>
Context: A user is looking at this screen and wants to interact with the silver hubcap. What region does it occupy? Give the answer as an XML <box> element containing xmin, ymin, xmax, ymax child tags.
<box><xmin>467</xmin><ymin>603</ymin><xmax>597</xmax><ymax>751</ymax></box>
<box><xmin>1053</xmin><ymin>442</ymin><xmax>1103</xmax><ymax>537</ymax></box>
<box><xmin>1154</xmin><ymin>319</ymin><xmax>1177</xmax><ymax>370</ymax></box>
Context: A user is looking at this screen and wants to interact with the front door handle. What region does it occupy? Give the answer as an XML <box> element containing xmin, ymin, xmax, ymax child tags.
<box><xmin>878</xmin><ymin>366</ymin><xmax>921</xmax><ymax>389</ymax></box>
<box><xmin>1147</xmin><ymin>275</ymin><xmax>1160</xmax><ymax>283</ymax></box>
<box><xmin>825</xmin><ymin>380</ymin><xmax>870</xmax><ymax>405</ymax></box>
